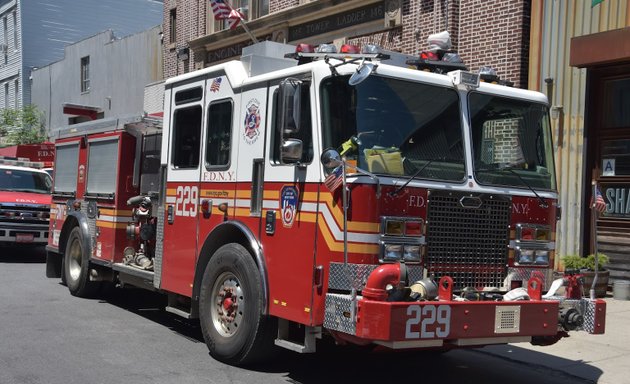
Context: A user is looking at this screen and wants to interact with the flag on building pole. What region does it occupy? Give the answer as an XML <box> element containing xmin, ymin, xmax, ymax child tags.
<box><xmin>226</xmin><ymin>8</ymin><xmax>245</xmax><ymax>30</ymax></box>
<box><xmin>209</xmin><ymin>0</ymin><xmax>258</xmax><ymax>43</ymax></box>
<box><xmin>210</xmin><ymin>0</ymin><xmax>231</xmax><ymax>19</ymax></box>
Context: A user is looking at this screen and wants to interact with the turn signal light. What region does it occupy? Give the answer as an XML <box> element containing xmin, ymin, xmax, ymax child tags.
<box><xmin>385</xmin><ymin>219</ymin><xmax>404</xmax><ymax>236</ymax></box>
<box><xmin>405</xmin><ymin>220</ymin><xmax>422</xmax><ymax>236</ymax></box>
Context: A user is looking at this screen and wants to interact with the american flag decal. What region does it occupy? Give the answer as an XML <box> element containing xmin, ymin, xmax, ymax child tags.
<box><xmin>210</xmin><ymin>77</ymin><xmax>222</xmax><ymax>92</ymax></box>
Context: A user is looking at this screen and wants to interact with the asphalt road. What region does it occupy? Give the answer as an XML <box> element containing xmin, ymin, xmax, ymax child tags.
<box><xmin>0</xmin><ymin>247</ymin><xmax>607</xmax><ymax>384</ymax></box>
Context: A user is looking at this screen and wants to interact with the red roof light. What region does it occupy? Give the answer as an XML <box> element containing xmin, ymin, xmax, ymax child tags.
<box><xmin>340</xmin><ymin>44</ymin><xmax>360</xmax><ymax>54</ymax></box>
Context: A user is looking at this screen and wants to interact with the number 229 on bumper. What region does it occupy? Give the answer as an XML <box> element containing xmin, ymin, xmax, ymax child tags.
<box><xmin>405</xmin><ymin>304</ymin><xmax>451</xmax><ymax>339</ymax></box>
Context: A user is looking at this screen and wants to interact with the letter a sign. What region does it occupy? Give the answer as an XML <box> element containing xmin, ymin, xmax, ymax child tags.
<box><xmin>602</xmin><ymin>159</ymin><xmax>615</xmax><ymax>176</ymax></box>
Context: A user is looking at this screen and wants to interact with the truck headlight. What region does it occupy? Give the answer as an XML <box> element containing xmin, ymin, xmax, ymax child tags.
<box><xmin>534</xmin><ymin>250</ymin><xmax>549</xmax><ymax>265</ymax></box>
<box><xmin>403</xmin><ymin>245</ymin><xmax>421</xmax><ymax>262</ymax></box>
<box><xmin>383</xmin><ymin>244</ymin><xmax>403</xmax><ymax>261</ymax></box>
<box><xmin>516</xmin><ymin>248</ymin><xmax>534</xmax><ymax>264</ymax></box>
<box><xmin>516</xmin><ymin>248</ymin><xmax>550</xmax><ymax>266</ymax></box>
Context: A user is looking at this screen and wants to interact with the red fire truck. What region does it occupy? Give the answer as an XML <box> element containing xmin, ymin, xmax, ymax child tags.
<box><xmin>45</xmin><ymin>40</ymin><xmax>605</xmax><ymax>365</ymax></box>
<box><xmin>0</xmin><ymin>156</ymin><xmax>52</xmax><ymax>246</ymax></box>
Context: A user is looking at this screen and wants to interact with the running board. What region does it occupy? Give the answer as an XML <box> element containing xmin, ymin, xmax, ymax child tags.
<box><xmin>165</xmin><ymin>293</ymin><xmax>197</xmax><ymax>319</ymax></box>
<box><xmin>112</xmin><ymin>263</ymin><xmax>155</xmax><ymax>291</ymax></box>
<box><xmin>274</xmin><ymin>319</ymin><xmax>320</xmax><ymax>353</ymax></box>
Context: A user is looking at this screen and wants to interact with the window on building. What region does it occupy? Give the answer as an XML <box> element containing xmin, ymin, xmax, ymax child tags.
<box><xmin>169</xmin><ymin>8</ymin><xmax>177</xmax><ymax>43</ymax></box>
<box><xmin>4</xmin><ymin>83</ymin><xmax>8</xmax><ymax>109</ymax></box>
<box><xmin>207</xmin><ymin>0</ymin><xmax>268</xmax><ymax>33</ymax></box>
<box><xmin>3</xmin><ymin>17</ymin><xmax>7</xmax><ymax>64</ymax></box>
<box><xmin>80</xmin><ymin>56</ymin><xmax>90</xmax><ymax>92</ymax></box>
<box><xmin>12</xmin><ymin>11</ymin><xmax>17</xmax><ymax>49</ymax></box>
<box><xmin>13</xmin><ymin>79</ymin><xmax>18</xmax><ymax>108</ymax></box>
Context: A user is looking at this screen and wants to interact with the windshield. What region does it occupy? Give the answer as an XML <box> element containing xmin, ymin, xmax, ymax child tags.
<box><xmin>321</xmin><ymin>75</ymin><xmax>465</xmax><ymax>182</ymax></box>
<box><xmin>0</xmin><ymin>168</ymin><xmax>53</xmax><ymax>193</ymax></box>
<box><xmin>469</xmin><ymin>93</ymin><xmax>556</xmax><ymax>190</ymax></box>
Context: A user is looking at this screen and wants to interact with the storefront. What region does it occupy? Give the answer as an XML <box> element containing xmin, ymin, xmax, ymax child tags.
<box><xmin>571</xmin><ymin>27</ymin><xmax>630</xmax><ymax>283</ymax></box>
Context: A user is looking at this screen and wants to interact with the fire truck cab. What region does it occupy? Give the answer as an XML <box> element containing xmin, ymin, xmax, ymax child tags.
<box><xmin>0</xmin><ymin>157</ymin><xmax>52</xmax><ymax>247</ymax></box>
<box><xmin>46</xmin><ymin>40</ymin><xmax>605</xmax><ymax>365</ymax></box>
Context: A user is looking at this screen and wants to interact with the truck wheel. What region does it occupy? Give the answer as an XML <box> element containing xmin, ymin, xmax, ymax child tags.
<box><xmin>199</xmin><ymin>243</ymin><xmax>275</xmax><ymax>365</ymax></box>
<box><xmin>64</xmin><ymin>227</ymin><xmax>100</xmax><ymax>297</ymax></box>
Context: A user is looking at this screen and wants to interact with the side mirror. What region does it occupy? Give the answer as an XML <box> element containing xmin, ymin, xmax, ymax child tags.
<box><xmin>320</xmin><ymin>148</ymin><xmax>343</xmax><ymax>170</ymax></box>
<box><xmin>349</xmin><ymin>62</ymin><xmax>375</xmax><ymax>86</ymax></box>
<box><xmin>278</xmin><ymin>78</ymin><xmax>302</xmax><ymax>134</ymax></box>
<box><xmin>281</xmin><ymin>139</ymin><xmax>303</xmax><ymax>163</ymax></box>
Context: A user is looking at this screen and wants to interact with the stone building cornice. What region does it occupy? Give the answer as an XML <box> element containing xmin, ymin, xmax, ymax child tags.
<box><xmin>188</xmin><ymin>0</ymin><xmax>383</xmax><ymax>55</ymax></box>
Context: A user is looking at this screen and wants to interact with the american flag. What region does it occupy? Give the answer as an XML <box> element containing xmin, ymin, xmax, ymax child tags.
<box><xmin>210</xmin><ymin>0</ymin><xmax>232</xmax><ymax>19</ymax></box>
<box><xmin>591</xmin><ymin>185</ymin><xmax>607</xmax><ymax>213</ymax></box>
<box><xmin>226</xmin><ymin>8</ymin><xmax>244</xmax><ymax>30</ymax></box>
<box><xmin>324</xmin><ymin>166</ymin><xmax>343</xmax><ymax>192</ymax></box>
<box><xmin>210</xmin><ymin>77</ymin><xmax>222</xmax><ymax>92</ymax></box>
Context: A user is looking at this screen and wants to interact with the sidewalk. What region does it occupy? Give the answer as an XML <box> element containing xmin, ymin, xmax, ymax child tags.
<box><xmin>481</xmin><ymin>296</ymin><xmax>630</xmax><ymax>383</ymax></box>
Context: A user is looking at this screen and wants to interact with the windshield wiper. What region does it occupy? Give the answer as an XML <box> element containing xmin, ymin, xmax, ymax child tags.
<box><xmin>504</xmin><ymin>168</ymin><xmax>548</xmax><ymax>208</ymax></box>
<box><xmin>390</xmin><ymin>158</ymin><xmax>439</xmax><ymax>196</ymax></box>
<box><xmin>477</xmin><ymin>166</ymin><xmax>549</xmax><ymax>208</ymax></box>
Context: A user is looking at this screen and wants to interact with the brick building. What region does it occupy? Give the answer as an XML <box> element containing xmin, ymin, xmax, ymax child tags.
<box><xmin>163</xmin><ymin>0</ymin><xmax>531</xmax><ymax>88</ymax></box>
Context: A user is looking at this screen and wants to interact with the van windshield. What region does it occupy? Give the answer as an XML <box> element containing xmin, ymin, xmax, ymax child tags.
<box><xmin>320</xmin><ymin>75</ymin><xmax>465</xmax><ymax>182</ymax></box>
<box><xmin>0</xmin><ymin>168</ymin><xmax>52</xmax><ymax>193</ymax></box>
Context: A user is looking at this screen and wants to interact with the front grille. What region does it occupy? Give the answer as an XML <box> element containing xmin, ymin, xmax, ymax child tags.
<box><xmin>0</xmin><ymin>204</ymin><xmax>50</xmax><ymax>225</ymax></box>
<box><xmin>426</xmin><ymin>191</ymin><xmax>510</xmax><ymax>291</ymax></box>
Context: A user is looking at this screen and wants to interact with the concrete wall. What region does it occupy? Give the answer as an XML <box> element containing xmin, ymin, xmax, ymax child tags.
<box><xmin>31</xmin><ymin>26</ymin><xmax>163</xmax><ymax>134</ymax></box>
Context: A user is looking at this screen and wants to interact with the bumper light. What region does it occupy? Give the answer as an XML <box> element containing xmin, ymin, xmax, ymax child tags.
<box><xmin>403</xmin><ymin>245</ymin><xmax>421</xmax><ymax>262</ymax></box>
<box><xmin>383</xmin><ymin>244</ymin><xmax>403</xmax><ymax>261</ymax></box>
<box><xmin>516</xmin><ymin>248</ymin><xmax>549</xmax><ymax>266</ymax></box>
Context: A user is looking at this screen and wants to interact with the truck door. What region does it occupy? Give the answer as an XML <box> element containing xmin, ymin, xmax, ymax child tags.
<box><xmin>260</xmin><ymin>78</ymin><xmax>320</xmax><ymax>325</ymax></box>
<box><xmin>161</xmin><ymin>80</ymin><xmax>205</xmax><ymax>297</ymax></box>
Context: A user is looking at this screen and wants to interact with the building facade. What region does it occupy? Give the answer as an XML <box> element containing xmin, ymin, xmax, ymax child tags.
<box><xmin>30</xmin><ymin>26</ymin><xmax>163</xmax><ymax>134</ymax></box>
<box><xmin>163</xmin><ymin>0</ymin><xmax>531</xmax><ymax>89</ymax></box>
<box><xmin>0</xmin><ymin>0</ymin><xmax>163</xmax><ymax>111</ymax></box>
<box><xmin>528</xmin><ymin>0</ymin><xmax>630</xmax><ymax>283</ymax></box>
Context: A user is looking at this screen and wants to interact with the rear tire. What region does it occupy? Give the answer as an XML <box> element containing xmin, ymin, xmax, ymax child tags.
<box><xmin>64</xmin><ymin>227</ymin><xmax>100</xmax><ymax>297</ymax></box>
<box><xmin>199</xmin><ymin>243</ymin><xmax>275</xmax><ymax>365</ymax></box>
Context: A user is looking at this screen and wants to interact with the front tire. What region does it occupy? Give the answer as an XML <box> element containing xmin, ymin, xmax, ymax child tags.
<box><xmin>199</xmin><ymin>243</ymin><xmax>275</xmax><ymax>365</ymax></box>
<box><xmin>64</xmin><ymin>227</ymin><xmax>100</xmax><ymax>297</ymax></box>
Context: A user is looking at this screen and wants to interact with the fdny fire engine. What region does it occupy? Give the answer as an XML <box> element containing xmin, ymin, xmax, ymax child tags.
<box><xmin>45</xmin><ymin>39</ymin><xmax>606</xmax><ymax>365</ymax></box>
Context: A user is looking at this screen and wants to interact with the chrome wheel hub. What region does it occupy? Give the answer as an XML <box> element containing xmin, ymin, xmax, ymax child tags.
<box><xmin>211</xmin><ymin>272</ymin><xmax>244</xmax><ymax>337</ymax></box>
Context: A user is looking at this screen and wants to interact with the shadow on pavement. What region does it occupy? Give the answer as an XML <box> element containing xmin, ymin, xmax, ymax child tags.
<box><xmin>0</xmin><ymin>245</ymin><xmax>46</xmax><ymax>263</ymax></box>
<box><xmin>79</xmin><ymin>285</ymin><xmax>604</xmax><ymax>384</ymax></box>
<box><xmin>99</xmin><ymin>286</ymin><xmax>205</xmax><ymax>344</ymax></box>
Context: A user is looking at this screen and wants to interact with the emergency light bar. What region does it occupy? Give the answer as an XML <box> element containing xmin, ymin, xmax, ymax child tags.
<box><xmin>0</xmin><ymin>156</ymin><xmax>45</xmax><ymax>169</ymax></box>
<box><xmin>285</xmin><ymin>43</ymin><xmax>390</xmax><ymax>62</ymax></box>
